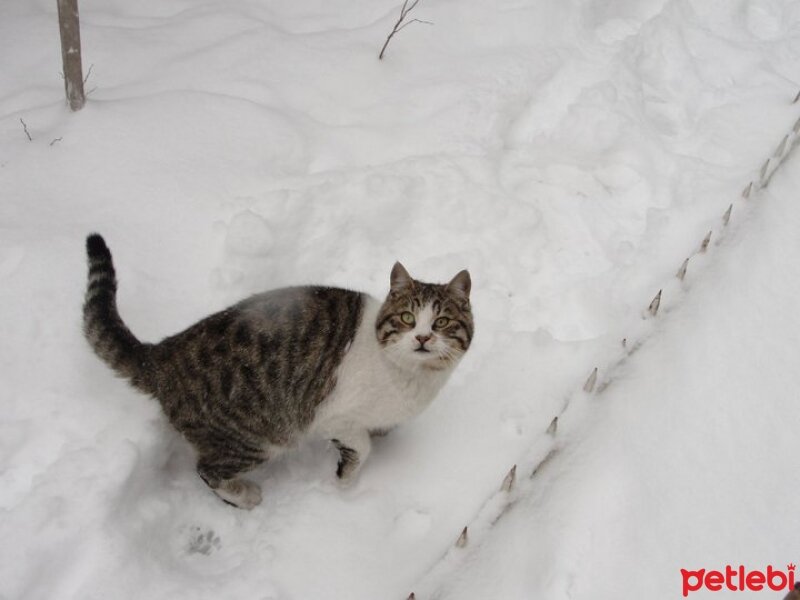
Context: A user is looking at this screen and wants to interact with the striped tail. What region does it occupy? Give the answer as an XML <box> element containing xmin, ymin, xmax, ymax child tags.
<box><xmin>83</xmin><ymin>234</ymin><xmax>153</xmax><ymax>393</ymax></box>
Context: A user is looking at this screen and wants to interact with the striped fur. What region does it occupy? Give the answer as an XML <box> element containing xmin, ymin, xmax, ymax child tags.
<box><xmin>83</xmin><ymin>235</ymin><xmax>472</xmax><ymax>509</ymax></box>
<box><xmin>83</xmin><ymin>235</ymin><xmax>154</xmax><ymax>392</ymax></box>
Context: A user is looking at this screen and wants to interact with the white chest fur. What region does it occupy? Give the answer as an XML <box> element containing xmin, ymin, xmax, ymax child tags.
<box><xmin>308</xmin><ymin>296</ymin><xmax>452</xmax><ymax>439</ymax></box>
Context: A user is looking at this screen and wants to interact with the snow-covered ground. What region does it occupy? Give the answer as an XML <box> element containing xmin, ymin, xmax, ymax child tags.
<box><xmin>1</xmin><ymin>0</ymin><xmax>799</xmax><ymax>599</ymax></box>
<box><xmin>430</xmin><ymin>144</ymin><xmax>800</xmax><ymax>600</ymax></box>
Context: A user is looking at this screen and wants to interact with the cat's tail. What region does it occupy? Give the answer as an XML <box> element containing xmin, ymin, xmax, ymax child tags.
<box><xmin>83</xmin><ymin>234</ymin><xmax>154</xmax><ymax>393</ymax></box>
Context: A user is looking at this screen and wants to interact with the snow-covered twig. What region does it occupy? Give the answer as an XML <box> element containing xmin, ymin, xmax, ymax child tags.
<box><xmin>546</xmin><ymin>416</ymin><xmax>558</xmax><ymax>435</ymax></box>
<box><xmin>530</xmin><ymin>447</ymin><xmax>559</xmax><ymax>478</ymax></box>
<box><xmin>455</xmin><ymin>526</ymin><xmax>468</xmax><ymax>548</ymax></box>
<box><xmin>676</xmin><ymin>258</ymin><xmax>689</xmax><ymax>281</ymax></box>
<box><xmin>700</xmin><ymin>231</ymin><xmax>712</xmax><ymax>253</ymax></box>
<box><xmin>378</xmin><ymin>0</ymin><xmax>433</xmax><ymax>60</ymax></box>
<box><xmin>760</xmin><ymin>158</ymin><xmax>771</xmax><ymax>186</ymax></box>
<box><xmin>20</xmin><ymin>118</ymin><xmax>32</xmax><ymax>141</ymax></box>
<box><xmin>583</xmin><ymin>367</ymin><xmax>598</xmax><ymax>392</ymax></box>
<box><xmin>500</xmin><ymin>465</ymin><xmax>517</xmax><ymax>492</ymax></box>
<box><xmin>648</xmin><ymin>290</ymin><xmax>662</xmax><ymax>316</ymax></box>
<box><xmin>722</xmin><ymin>204</ymin><xmax>732</xmax><ymax>227</ymax></box>
<box><xmin>774</xmin><ymin>134</ymin><xmax>789</xmax><ymax>158</ymax></box>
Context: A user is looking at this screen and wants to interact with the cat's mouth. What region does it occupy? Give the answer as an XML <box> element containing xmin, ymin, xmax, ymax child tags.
<box><xmin>414</xmin><ymin>346</ymin><xmax>431</xmax><ymax>353</ymax></box>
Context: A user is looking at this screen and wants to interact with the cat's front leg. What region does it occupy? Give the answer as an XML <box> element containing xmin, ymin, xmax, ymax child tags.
<box><xmin>331</xmin><ymin>428</ymin><xmax>371</xmax><ymax>483</ymax></box>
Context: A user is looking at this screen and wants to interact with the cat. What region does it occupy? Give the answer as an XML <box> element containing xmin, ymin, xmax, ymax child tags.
<box><xmin>83</xmin><ymin>234</ymin><xmax>473</xmax><ymax>509</ymax></box>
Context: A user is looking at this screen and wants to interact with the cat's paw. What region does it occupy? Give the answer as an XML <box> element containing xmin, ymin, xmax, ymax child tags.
<box><xmin>213</xmin><ymin>478</ymin><xmax>263</xmax><ymax>510</ymax></box>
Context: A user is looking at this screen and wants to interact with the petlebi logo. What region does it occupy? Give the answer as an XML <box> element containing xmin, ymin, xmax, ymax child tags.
<box><xmin>680</xmin><ymin>564</ymin><xmax>796</xmax><ymax>597</ymax></box>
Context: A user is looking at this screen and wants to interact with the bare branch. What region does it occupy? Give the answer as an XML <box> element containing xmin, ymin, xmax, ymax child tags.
<box><xmin>400</xmin><ymin>0</ymin><xmax>419</xmax><ymax>19</ymax></box>
<box><xmin>20</xmin><ymin>119</ymin><xmax>32</xmax><ymax>141</ymax></box>
<box><xmin>83</xmin><ymin>63</ymin><xmax>94</xmax><ymax>84</ymax></box>
<box><xmin>379</xmin><ymin>0</ymin><xmax>432</xmax><ymax>60</ymax></box>
<box><xmin>396</xmin><ymin>18</ymin><xmax>433</xmax><ymax>32</ymax></box>
<box><xmin>49</xmin><ymin>137</ymin><xmax>63</xmax><ymax>146</ymax></box>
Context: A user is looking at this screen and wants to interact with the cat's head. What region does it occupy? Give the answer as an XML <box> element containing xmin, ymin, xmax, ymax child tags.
<box><xmin>375</xmin><ymin>262</ymin><xmax>473</xmax><ymax>370</ymax></box>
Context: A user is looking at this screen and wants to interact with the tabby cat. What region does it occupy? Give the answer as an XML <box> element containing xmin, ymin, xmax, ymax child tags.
<box><xmin>83</xmin><ymin>234</ymin><xmax>473</xmax><ymax>509</ymax></box>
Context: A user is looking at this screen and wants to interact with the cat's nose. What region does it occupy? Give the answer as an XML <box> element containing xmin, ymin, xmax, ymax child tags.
<box><xmin>415</xmin><ymin>334</ymin><xmax>432</xmax><ymax>345</ymax></box>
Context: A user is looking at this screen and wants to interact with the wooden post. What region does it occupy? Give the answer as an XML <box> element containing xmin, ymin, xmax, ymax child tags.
<box><xmin>57</xmin><ymin>0</ymin><xmax>85</xmax><ymax>111</ymax></box>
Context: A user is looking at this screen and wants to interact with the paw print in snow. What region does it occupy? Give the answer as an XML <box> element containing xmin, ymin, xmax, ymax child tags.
<box><xmin>186</xmin><ymin>526</ymin><xmax>221</xmax><ymax>556</ymax></box>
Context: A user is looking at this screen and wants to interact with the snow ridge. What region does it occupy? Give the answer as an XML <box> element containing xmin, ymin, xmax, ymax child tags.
<box><xmin>409</xmin><ymin>99</ymin><xmax>800</xmax><ymax>600</ymax></box>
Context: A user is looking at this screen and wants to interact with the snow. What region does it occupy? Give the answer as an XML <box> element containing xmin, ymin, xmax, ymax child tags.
<box><xmin>1</xmin><ymin>0</ymin><xmax>800</xmax><ymax>599</ymax></box>
<box><xmin>432</xmin><ymin>155</ymin><xmax>800</xmax><ymax>600</ymax></box>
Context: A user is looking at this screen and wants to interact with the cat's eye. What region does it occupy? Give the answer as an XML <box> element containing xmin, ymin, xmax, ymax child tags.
<box><xmin>434</xmin><ymin>317</ymin><xmax>450</xmax><ymax>328</ymax></box>
<box><xmin>400</xmin><ymin>311</ymin><xmax>415</xmax><ymax>325</ymax></box>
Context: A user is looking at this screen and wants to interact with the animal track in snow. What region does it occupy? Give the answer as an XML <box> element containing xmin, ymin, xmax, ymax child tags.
<box><xmin>185</xmin><ymin>526</ymin><xmax>221</xmax><ymax>556</ymax></box>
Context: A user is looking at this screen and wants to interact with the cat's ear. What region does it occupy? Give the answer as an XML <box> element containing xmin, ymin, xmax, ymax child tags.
<box><xmin>446</xmin><ymin>269</ymin><xmax>471</xmax><ymax>298</ymax></box>
<box><xmin>390</xmin><ymin>262</ymin><xmax>414</xmax><ymax>292</ymax></box>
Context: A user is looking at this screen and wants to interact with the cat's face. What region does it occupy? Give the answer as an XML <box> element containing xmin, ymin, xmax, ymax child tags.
<box><xmin>376</xmin><ymin>262</ymin><xmax>473</xmax><ymax>370</ymax></box>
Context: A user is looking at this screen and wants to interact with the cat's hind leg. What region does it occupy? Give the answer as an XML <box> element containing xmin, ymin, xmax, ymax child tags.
<box><xmin>331</xmin><ymin>427</ymin><xmax>371</xmax><ymax>483</ymax></box>
<box><xmin>196</xmin><ymin>452</ymin><xmax>264</xmax><ymax>510</ymax></box>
